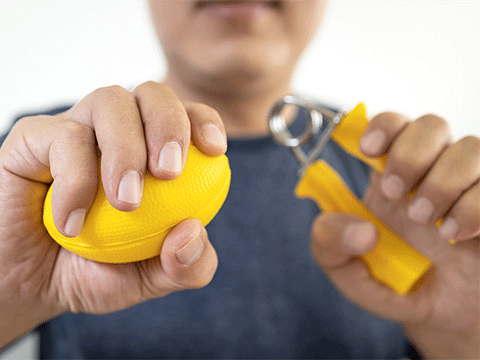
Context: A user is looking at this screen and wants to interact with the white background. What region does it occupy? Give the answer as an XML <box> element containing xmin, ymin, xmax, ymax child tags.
<box><xmin>0</xmin><ymin>0</ymin><xmax>479</xmax><ymax>358</ymax></box>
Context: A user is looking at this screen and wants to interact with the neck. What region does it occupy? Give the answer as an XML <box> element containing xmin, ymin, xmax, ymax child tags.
<box><xmin>163</xmin><ymin>71</ymin><xmax>292</xmax><ymax>138</ymax></box>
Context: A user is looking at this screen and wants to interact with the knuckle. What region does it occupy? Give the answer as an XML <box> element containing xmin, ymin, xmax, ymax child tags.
<box><xmin>91</xmin><ymin>85</ymin><xmax>133</xmax><ymax>105</ymax></box>
<box><xmin>57</xmin><ymin>121</ymin><xmax>95</xmax><ymax>144</ymax></box>
<box><xmin>372</xmin><ymin>111</ymin><xmax>399</xmax><ymax>122</ymax></box>
<box><xmin>190</xmin><ymin>103</ymin><xmax>221</xmax><ymax>122</ymax></box>
<box><xmin>310</xmin><ymin>215</ymin><xmax>331</xmax><ymax>252</ymax></box>
<box><xmin>166</xmin><ymin>242</ymin><xmax>218</xmax><ymax>290</ymax></box>
<box><xmin>389</xmin><ymin>148</ymin><xmax>424</xmax><ymax>174</ymax></box>
<box><xmin>469</xmin><ymin>218</ymin><xmax>480</xmax><ymax>237</ymax></box>
<box><xmin>457</xmin><ymin>135</ymin><xmax>480</xmax><ymax>158</ymax></box>
<box><xmin>461</xmin><ymin>213</ymin><xmax>480</xmax><ymax>238</ymax></box>
<box><xmin>133</xmin><ymin>81</ymin><xmax>158</xmax><ymax>97</ymax></box>
<box><xmin>310</xmin><ymin>215</ymin><xmax>324</xmax><ymax>242</ymax></box>
<box><xmin>171</xmin><ymin>264</ymin><xmax>216</xmax><ymax>291</ymax></box>
<box><xmin>459</xmin><ymin>197</ymin><xmax>480</xmax><ymax>235</ymax></box>
<box><xmin>96</xmin><ymin>84</ymin><xmax>129</xmax><ymax>96</ymax></box>
<box><xmin>424</xmin><ymin>183</ymin><xmax>451</xmax><ymax>206</ymax></box>
<box><xmin>415</xmin><ymin>114</ymin><xmax>451</xmax><ymax>135</ymax></box>
<box><xmin>160</xmin><ymin>106</ymin><xmax>189</xmax><ymax>122</ymax></box>
<box><xmin>310</xmin><ymin>240</ymin><xmax>322</xmax><ymax>265</ymax></box>
<box><xmin>11</xmin><ymin>115</ymin><xmax>45</xmax><ymax>133</ymax></box>
<box><xmin>140</xmin><ymin>80</ymin><xmax>161</xmax><ymax>91</ymax></box>
<box><xmin>62</xmin><ymin>162</ymin><xmax>97</xmax><ymax>189</ymax></box>
<box><xmin>14</xmin><ymin>114</ymin><xmax>36</xmax><ymax>126</ymax></box>
<box><xmin>188</xmin><ymin>265</ymin><xmax>217</xmax><ymax>290</ymax></box>
<box><xmin>134</xmin><ymin>81</ymin><xmax>178</xmax><ymax>104</ymax></box>
<box><xmin>370</xmin><ymin>112</ymin><xmax>409</xmax><ymax>131</ymax></box>
<box><xmin>187</xmin><ymin>254</ymin><xmax>218</xmax><ymax>289</ymax></box>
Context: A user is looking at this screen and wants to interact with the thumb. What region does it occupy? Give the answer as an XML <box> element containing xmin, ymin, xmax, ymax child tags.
<box><xmin>54</xmin><ymin>218</ymin><xmax>218</xmax><ymax>314</ymax></box>
<box><xmin>136</xmin><ymin>218</ymin><xmax>218</xmax><ymax>299</ymax></box>
<box><xmin>311</xmin><ymin>213</ymin><xmax>382</xmax><ymax>305</ymax></box>
<box><xmin>311</xmin><ymin>212</ymin><xmax>378</xmax><ymax>270</ymax></box>
<box><xmin>311</xmin><ymin>213</ymin><xmax>379</xmax><ymax>303</ymax></box>
<box><xmin>311</xmin><ymin>213</ymin><xmax>424</xmax><ymax>322</ymax></box>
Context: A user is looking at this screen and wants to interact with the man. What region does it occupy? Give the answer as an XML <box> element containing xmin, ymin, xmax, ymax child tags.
<box><xmin>0</xmin><ymin>1</ymin><xmax>478</xmax><ymax>358</ymax></box>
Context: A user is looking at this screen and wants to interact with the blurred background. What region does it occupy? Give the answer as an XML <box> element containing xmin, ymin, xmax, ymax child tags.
<box><xmin>0</xmin><ymin>0</ymin><xmax>479</xmax><ymax>358</ymax></box>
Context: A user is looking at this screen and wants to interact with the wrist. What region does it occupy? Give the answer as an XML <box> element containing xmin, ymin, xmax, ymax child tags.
<box><xmin>0</xmin><ymin>296</ymin><xmax>64</xmax><ymax>350</ymax></box>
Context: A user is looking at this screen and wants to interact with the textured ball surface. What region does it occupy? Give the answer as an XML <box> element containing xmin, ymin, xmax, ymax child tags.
<box><xmin>43</xmin><ymin>144</ymin><xmax>231</xmax><ymax>263</ymax></box>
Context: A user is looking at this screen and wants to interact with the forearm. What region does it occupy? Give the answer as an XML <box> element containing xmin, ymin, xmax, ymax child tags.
<box><xmin>403</xmin><ymin>323</ymin><xmax>480</xmax><ymax>359</ymax></box>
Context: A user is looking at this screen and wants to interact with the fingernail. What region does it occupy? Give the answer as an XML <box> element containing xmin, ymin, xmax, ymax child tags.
<box><xmin>359</xmin><ymin>129</ymin><xmax>386</xmax><ymax>156</ymax></box>
<box><xmin>381</xmin><ymin>174</ymin><xmax>405</xmax><ymax>200</ymax></box>
<box><xmin>175</xmin><ymin>229</ymin><xmax>204</xmax><ymax>266</ymax></box>
<box><xmin>201</xmin><ymin>123</ymin><xmax>226</xmax><ymax>149</ymax></box>
<box><xmin>158</xmin><ymin>141</ymin><xmax>182</xmax><ymax>174</ymax></box>
<box><xmin>439</xmin><ymin>217</ymin><xmax>459</xmax><ymax>241</ymax></box>
<box><xmin>118</xmin><ymin>170</ymin><xmax>142</xmax><ymax>205</ymax></box>
<box><xmin>65</xmin><ymin>209</ymin><xmax>87</xmax><ymax>237</ymax></box>
<box><xmin>408</xmin><ymin>197</ymin><xmax>434</xmax><ymax>224</ymax></box>
<box><xmin>342</xmin><ymin>222</ymin><xmax>377</xmax><ymax>254</ymax></box>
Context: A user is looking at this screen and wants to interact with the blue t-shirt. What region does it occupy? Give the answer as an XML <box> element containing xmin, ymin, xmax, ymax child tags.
<box><xmin>2</xmin><ymin>106</ymin><xmax>415</xmax><ymax>359</ymax></box>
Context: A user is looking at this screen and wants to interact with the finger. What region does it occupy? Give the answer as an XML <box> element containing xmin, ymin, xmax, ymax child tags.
<box><xmin>2</xmin><ymin>116</ymin><xmax>98</xmax><ymax>238</ymax></box>
<box><xmin>132</xmin><ymin>82</ymin><xmax>191</xmax><ymax>180</ymax></box>
<box><xmin>135</xmin><ymin>218</ymin><xmax>218</xmax><ymax>298</ymax></box>
<box><xmin>359</xmin><ymin>111</ymin><xmax>410</xmax><ymax>157</ymax></box>
<box><xmin>407</xmin><ymin>136</ymin><xmax>480</xmax><ymax>225</ymax></box>
<box><xmin>183</xmin><ymin>101</ymin><xmax>227</xmax><ymax>156</ymax></box>
<box><xmin>311</xmin><ymin>213</ymin><xmax>378</xmax><ymax>269</ymax></box>
<box><xmin>66</xmin><ymin>85</ymin><xmax>147</xmax><ymax>211</ymax></box>
<box><xmin>380</xmin><ymin>114</ymin><xmax>452</xmax><ymax>200</ymax></box>
<box><xmin>439</xmin><ymin>181</ymin><xmax>480</xmax><ymax>241</ymax></box>
<box><xmin>53</xmin><ymin>219</ymin><xmax>217</xmax><ymax>314</ymax></box>
<box><xmin>311</xmin><ymin>213</ymin><xmax>431</xmax><ymax>322</ymax></box>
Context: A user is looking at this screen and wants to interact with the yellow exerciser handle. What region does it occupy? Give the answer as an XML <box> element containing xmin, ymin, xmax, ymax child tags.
<box><xmin>295</xmin><ymin>104</ymin><xmax>431</xmax><ymax>295</ymax></box>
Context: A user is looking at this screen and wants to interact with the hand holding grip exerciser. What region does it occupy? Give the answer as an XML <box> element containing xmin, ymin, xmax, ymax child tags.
<box><xmin>268</xmin><ymin>95</ymin><xmax>431</xmax><ymax>295</ymax></box>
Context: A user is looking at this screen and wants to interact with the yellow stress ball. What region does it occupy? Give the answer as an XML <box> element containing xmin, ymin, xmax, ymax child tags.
<box><xmin>43</xmin><ymin>144</ymin><xmax>231</xmax><ymax>263</ymax></box>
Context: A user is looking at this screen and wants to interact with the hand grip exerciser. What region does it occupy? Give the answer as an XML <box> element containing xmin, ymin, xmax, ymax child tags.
<box><xmin>268</xmin><ymin>95</ymin><xmax>431</xmax><ymax>295</ymax></box>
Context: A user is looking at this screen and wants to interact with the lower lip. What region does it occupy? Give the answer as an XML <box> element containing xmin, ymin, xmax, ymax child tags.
<box><xmin>199</xmin><ymin>2</ymin><xmax>271</xmax><ymax>21</ymax></box>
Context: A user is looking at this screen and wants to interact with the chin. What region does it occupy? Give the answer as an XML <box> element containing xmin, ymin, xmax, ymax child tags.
<box><xmin>196</xmin><ymin>61</ymin><xmax>290</xmax><ymax>99</ymax></box>
<box><xmin>196</xmin><ymin>39</ymin><xmax>291</xmax><ymax>80</ymax></box>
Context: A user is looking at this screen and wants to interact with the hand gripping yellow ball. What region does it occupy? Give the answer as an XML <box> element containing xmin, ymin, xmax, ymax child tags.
<box><xmin>43</xmin><ymin>144</ymin><xmax>231</xmax><ymax>263</ymax></box>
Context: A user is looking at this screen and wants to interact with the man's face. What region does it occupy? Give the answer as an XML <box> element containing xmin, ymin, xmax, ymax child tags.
<box><xmin>149</xmin><ymin>0</ymin><xmax>328</xmax><ymax>90</ymax></box>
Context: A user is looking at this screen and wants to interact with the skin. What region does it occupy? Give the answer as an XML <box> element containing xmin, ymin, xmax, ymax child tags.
<box><xmin>0</xmin><ymin>1</ymin><xmax>479</xmax><ymax>358</ymax></box>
